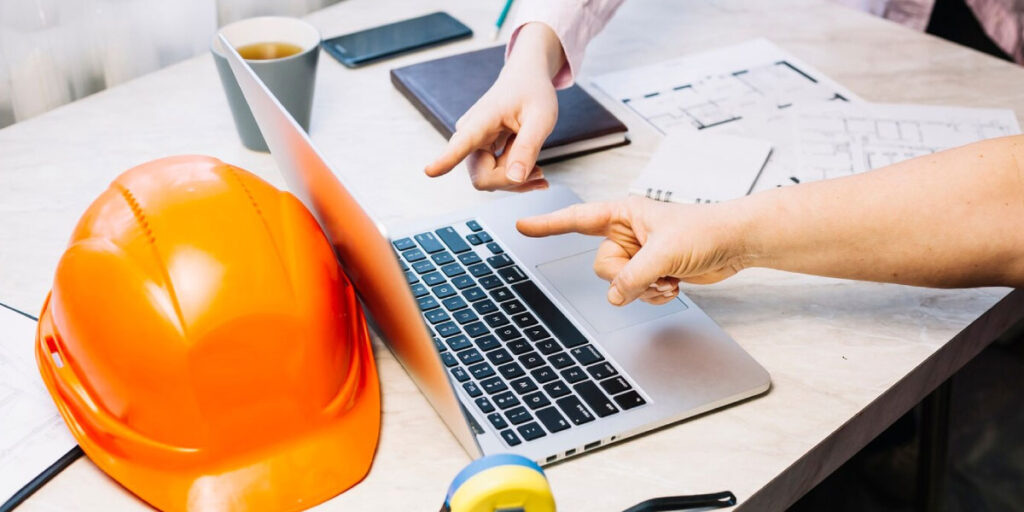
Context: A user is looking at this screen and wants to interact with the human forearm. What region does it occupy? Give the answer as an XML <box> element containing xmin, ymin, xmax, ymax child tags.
<box><xmin>739</xmin><ymin>135</ymin><xmax>1024</xmax><ymax>287</ymax></box>
<box><xmin>504</xmin><ymin>23</ymin><xmax>566</xmax><ymax>80</ymax></box>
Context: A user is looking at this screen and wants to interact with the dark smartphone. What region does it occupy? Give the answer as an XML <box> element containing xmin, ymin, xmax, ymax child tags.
<box><xmin>323</xmin><ymin>12</ymin><xmax>473</xmax><ymax>68</ymax></box>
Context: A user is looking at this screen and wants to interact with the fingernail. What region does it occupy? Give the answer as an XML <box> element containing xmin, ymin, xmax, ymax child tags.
<box><xmin>655</xmin><ymin>282</ymin><xmax>672</xmax><ymax>292</ymax></box>
<box><xmin>608</xmin><ymin>287</ymin><xmax>625</xmax><ymax>306</ymax></box>
<box><xmin>507</xmin><ymin>162</ymin><xmax>528</xmax><ymax>183</ymax></box>
<box><xmin>662</xmin><ymin>291</ymin><xmax>675</xmax><ymax>297</ymax></box>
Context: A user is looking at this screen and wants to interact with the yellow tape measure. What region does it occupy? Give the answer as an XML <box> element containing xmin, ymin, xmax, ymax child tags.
<box><xmin>441</xmin><ymin>454</ymin><xmax>737</xmax><ymax>512</ymax></box>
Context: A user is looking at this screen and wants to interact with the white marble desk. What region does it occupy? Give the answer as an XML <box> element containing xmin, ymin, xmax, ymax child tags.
<box><xmin>2</xmin><ymin>0</ymin><xmax>1023</xmax><ymax>510</ymax></box>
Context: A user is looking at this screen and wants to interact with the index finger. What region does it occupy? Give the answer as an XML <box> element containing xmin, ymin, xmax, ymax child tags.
<box><xmin>424</xmin><ymin>118</ymin><xmax>495</xmax><ymax>177</ymax></box>
<box><xmin>516</xmin><ymin>202</ymin><xmax>615</xmax><ymax>238</ymax></box>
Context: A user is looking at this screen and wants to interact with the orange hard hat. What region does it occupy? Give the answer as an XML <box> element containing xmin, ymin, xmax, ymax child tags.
<box><xmin>35</xmin><ymin>155</ymin><xmax>380</xmax><ymax>511</ymax></box>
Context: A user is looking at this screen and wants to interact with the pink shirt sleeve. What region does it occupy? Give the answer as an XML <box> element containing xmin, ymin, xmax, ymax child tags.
<box><xmin>505</xmin><ymin>0</ymin><xmax>626</xmax><ymax>89</ymax></box>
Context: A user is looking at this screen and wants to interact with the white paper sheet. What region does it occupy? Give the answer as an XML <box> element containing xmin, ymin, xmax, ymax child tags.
<box><xmin>753</xmin><ymin>102</ymin><xmax>1022</xmax><ymax>190</ymax></box>
<box><xmin>0</xmin><ymin>308</ymin><xmax>76</xmax><ymax>504</ymax></box>
<box><xmin>592</xmin><ymin>38</ymin><xmax>861</xmax><ymax>136</ymax></box>
<box><xmin>629</xmin><ymin>131</ymin><xmax>772</xmax><ymax>204</ymax></box>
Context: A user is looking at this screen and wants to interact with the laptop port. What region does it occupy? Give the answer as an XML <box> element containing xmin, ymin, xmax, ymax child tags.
<box><xmin>546</xmin><ymin>455</ymin><xmax>557</xmax><ymax>463</ymax></box>
<box><xmin>565</xmin><ymin>449</ymin><xmax>576</xmax><ymax>457</ymax></box>
<box><xmin>584</xmin><ymin>441</ymin><xmax>601</xmax><ymax>451</ymax></box>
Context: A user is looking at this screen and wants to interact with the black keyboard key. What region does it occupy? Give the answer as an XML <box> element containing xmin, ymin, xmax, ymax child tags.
<box><xmin>480</xmin><ymin>376</ymin><xmax>508</xmax><ymax>394</ymax></box>
<box><xmin>486</xmin><ymin>242</ymin><xmax>503</xmax><ymax>254</ymax></box>
<box><xmin>614</xmin><ymin>391</ymin><xmax>647</xmax><ymax>410</ymax></box>
<box><xmin>510</xmin><ymin>376</ymin><xmax>538</xmax><ymax>394</ymax></box>
<box><xmin>450</xmin><ymin>366</ymin><xmax>469</xmax><ymax>382</ymax></box>
<box><xmin>494</xmin><ymin>324</ymin><xmax>520</xmax><ymax>341</ymax></box>
<box><xmin>543</xmin><ymin>380</ymin><xmax>571</xmax><ymax>398</ymax></box>
<box><xmin>468</xmin><ymin>263</ymin><xmax>491</xmax><ymax>278</ymax></box>
<box><xmin>465</xmin><ymin>322</ymin><xmax>489</xmax><ymax>338</ymax></box>
<box><xmin>488</xmin><ymin>413</ymin><xmax>507</xmax><ymax>430</ymax></box>
<box><xmin>555</xmin><ymin>396</ymin><xmax>595</xmax><ymax>426</ymax></box>
<box><xmin>466</xmin><ymin>234</ymin><xmax>483</xmax><ymax>245</ymax></box>
<box><xmin>405</xmin><ymin>271</ymin><xmax>419</xmax><ymax>284</ymax></box>
<box><xmin>402</xmin><ymin>248</ymin><xmax>425</xmax><ymax>262</ymax></box>
<box><xmin>600</xmin><ymin>376</ymin><xmax>632</xmax><ymax>395</ymax></box>
<box><xmin>393</xmin><ymin>237</ymin><xmax>415</xmax><ymax>251</ymax></box>
<box><xmin>536</xmin><ymin>407</ymin><xmax>571</xmax><ymax>433</ymax></box>
<box><xmin>570</xmin><ymin>345</ymin><xmax>605</xmax><ymax>366</ymax></box>
<box><xmin>512</xmin><ymin>281</ymin><xmax>588</xmax><ymax>348</ymax></box>
<box><xmin>441</xmin><ymin>263</ymin><xmax>465</xmax><ymax>277</ymax></box>
<box><xmin>484</xmin><ymin>313</ymin><xmax>510</xmax><ymax>329</ymax></box>
<box><xmin>399</xmin><ymin>258</ymin><xmax>408</xmax><ymax>271</ymax></box>
<box><xmin>473</xmin><ymin>300</ymin><xmax>498</xmax><ymax>315</ymax></box>
<box><xmin>458</xmin><ymin>252</ymin><xmax>482</xmax><ymax>266</ymax></box>
<box><xmin>415</xmin><ymin>232</ymin><xmax>445</xmax><ymax>253</ymax></box>
<box><xmin>462</xmin><ymin>381</ymin><xmax>482</xmax><ymax>397</ymax></box>
<box><xmin>441</xmin><ymin>352</ymin><xmax>458</xmax><ymax>367</ymax></box>
<box><xmin>436</xmin><ymin>321</ymin><xmax>460</xmax><ymax>337</ymax></box>
<box><xmin>452</xmin><ymin>275</ymin><xmax>475</xmax><ymax>290</ymax></box>
<box><xmin>517</xmin><ymin>422</ymin><xmax>546</xmax><ymax>441</ymax></box>
<box><xmin>433</xmin><ymin>337</ymin><xmax>446</xmax><ymax>352</ymax></box>
<box><xmin>410</xmin><ymin>283</ymin><xmax>428</xmax><ymax>297</ymax></box>
<box><xmin>479</xmin><ymin>275</ymin><xmax>503</xmax><ymax>289</ymax></box>
<box><xmin>498</xmin><ymin>362</ymin><xmax>525</xmax><ymax>380</ymax></box>
<box><xmin>462</xmin><ymin>286</ymin><xmax>487</xmax><ymax>301</ymax></box>
<box><xmin>486</xmin><ymin>348</ymin><xmax>513</xmax><ymax>366</ymax></box>
<box><xmin>587</xmin><ymin>362</ymin><xmax>618</xmax><ymax>380</ymax></box>
<box><xmin>442</xmin><ymin>296</ymin><xmax>467</xmax><ymax>311</ymax></box>
<box><xmin>417</xmin><ymin>296</ymin><xmax>439</xmax><ymax>311</ymax></box>
<box><xmin>432</xmin><ymin>284</ymin><xmax>456</xmax><ymax>299</ymax></box>
<box><xmin>512</xmin><ymin>312</ymin><xmax>538</xmax><ymax>328</ymax></box>
<box><xmin>500</xmin><ymin>300</ymin><xmax>526</xmax><ymax>315</ymax></box>
<box><xmin>412</xmin><ymin>260</ymin><xmax>436</xmax><ymax>274</ymax></box>
<box><xmin>466</xmin><ymin>220</ymin><xmax>482</xmax><ymax>232</ymax></box>
<box><xmin>431</xmin><ymin>251</ymin><xmax>455</xmax><ymax>265</ymax></box>
<box><xmin>423</xmin><ymin>272</ymin><xmax>445</xmax><ymax>286</ymax></box>
<box><xmin>425</xmin><ymin>309</ymin><xmax>450</xmax><ymax>324</ymax></box>
<box><xmin>523</xmin><ymin>391</ymin><xmax>551</xmax><ymax>410</ymax></box>
<box><xmin>498</xmin><ymin>266</ymin><xmax>528</xmax><ymax>284</ymax></box>
<box><xmin>505</xmin><ymin>406</ymin><xmax>532</xmax><ymax>425</ymax></box>
<box><xmin>468</xmin><ymin>362</ymin><xmax>495</xmax><ymax>380</ymax></box>
<box><xmin>475</xmin><ymin>335</ymin><xmax>501</xmax><ymax>352</ymax></box>
<box><xmin>446</xmin><ymin>335</ymin><xmax>472</xmax><ymax>352</ymax></box>
<box><xmin>560</xmin><ymin>366</ymin><xmax>587</xmax><ymax>383</ymax></box>
<box><xmin>458</xmin><ymin>348</ymin><xmax>484</xmax><ymax>365</ymax></box>
<box><xmin>500</xmin><ymin>429</ymin><xmax>521</xmax><ymax>446</ymax></box>
<box><xmin>452</xmin><ymin>309</ymin><xmax>478</xmax><ymax>325</ymax></box>
<box><xmin>548</xmin><ymin>353</ymin><xmax>574</xmax><ymax>369</ymax></box>
<box><xmin>493</xmin><ymin>391</ymin><xmax>520</xmax><ymax>410</ymax></box>
<box><xmin>535</xmin><ymin>339</ymin><xmax>561</xmax><ymax>355</ymax></box>
<box><xmin>435</xmin><ymin>227</ymin><xmax>471</xmax><ymax>253</ymax></box>
<box><xmin>487</xmin><ymin>254</ymin><xmax>514</xmax><ymax>269</ymax></box>
<box><xmin>475</xmin><ymin>397</ymin><xmax>495</xmax><ymax>413</ymax></box>
<box><xmin>519</xmin><ymin>352</ymin><xmax>545</xmax><ymax>369</ymax></box>
<box><xmin>490</xmin><ymin>287</ymin><xmax>514</xmax><ymax>302</ymax></box>
<box><xmin>524</xmin><ymin>326</ymin><xmax>550</xmax><ymax>342</ymax></box>
<box><xmin>507</xmin><ymin>339</ymin><xmax>531</xmax><ymax>355</ymax></box>
<box><xmin>530</xmin><ymin>366</ymin><xmax>557</xmax><ymax>383</ymax></box>
<box><xmin>574</xmin><ymin>381</ymin><xmax>618</xmax><ymax>417</ymax></box>
<box><xmin>478</xmin><ymin>231</ymin><xmax>493</xmax><ymax>243</ymax></box>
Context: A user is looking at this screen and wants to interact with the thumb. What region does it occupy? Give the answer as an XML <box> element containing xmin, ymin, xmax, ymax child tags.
<box><xmin>504</xmin><ymin>114</ymin><xmax>553</xmax><ymax>183</ymax></box>
<box><xmin>607</xmin><ymin>243</ymin><xmax>670</xmax><ymax>306</ymax></box>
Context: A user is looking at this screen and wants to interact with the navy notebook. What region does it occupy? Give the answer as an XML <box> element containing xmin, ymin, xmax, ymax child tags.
<box><xmin>390</xmin><ymin>46</ymin><xmax>629</xmax><ymax>163</ymax></box>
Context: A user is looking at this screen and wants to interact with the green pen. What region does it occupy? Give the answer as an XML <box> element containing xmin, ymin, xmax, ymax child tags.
<box><xmin>491</xmin><ymin>0</ymin><xmax>515</xmax><ymax>40</ymax></box>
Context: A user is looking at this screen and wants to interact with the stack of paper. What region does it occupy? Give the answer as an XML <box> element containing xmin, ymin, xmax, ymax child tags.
<box><xmin>592</xmin><ymin>39</ymin><xmax>1021</xmax><ymax>203</ymax></box>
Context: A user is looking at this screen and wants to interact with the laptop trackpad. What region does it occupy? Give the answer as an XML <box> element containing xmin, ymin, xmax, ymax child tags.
<box><xmin>536</xmin><ymin>250</ymin><xmax>687</xmax><ymax>334</ymax></box>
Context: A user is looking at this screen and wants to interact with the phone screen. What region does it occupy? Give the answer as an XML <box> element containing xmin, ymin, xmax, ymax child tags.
<box><xmin>323</xmin><ymin>12</ymin><xmax>473</xmax><ymax>67</ymax></box>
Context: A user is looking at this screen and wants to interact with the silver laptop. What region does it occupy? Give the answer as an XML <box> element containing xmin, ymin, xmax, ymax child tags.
<box><xmin>220</xmin><ymin>35</ymin><xmax>770</xmax><ymax>465</ymax></box>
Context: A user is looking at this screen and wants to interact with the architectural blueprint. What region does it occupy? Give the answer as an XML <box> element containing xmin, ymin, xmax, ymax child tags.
<box><xmin>753</xmin><ymin>102</ymin><xmax>1021</xmax><ymax>190</ymax></box>
<box><xmin>592</xmin><ymin>39</ymin><xmax>861</xmax><ymax>135</ymax></box>
<box><xmin>0</xmin><ymin>309</ymin><xmax>76</xmax><ymax>503</ymax></box>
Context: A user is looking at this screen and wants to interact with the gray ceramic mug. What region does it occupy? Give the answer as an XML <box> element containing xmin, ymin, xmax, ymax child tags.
<box><xmin>211</xmin><ymin>17</ymin><xmax>320</xmax><ymax>152</ymax></box>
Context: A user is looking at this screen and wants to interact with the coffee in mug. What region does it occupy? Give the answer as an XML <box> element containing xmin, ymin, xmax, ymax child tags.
<box><xmin>236</xmin><ymin>42</ymin><xmax>304</xmax><ymax>60</ymax></box>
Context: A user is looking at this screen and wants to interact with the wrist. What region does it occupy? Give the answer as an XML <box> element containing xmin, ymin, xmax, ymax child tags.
<box><xmin>506</xmin><ymin>22</ymin><xmax>567</xmax><ymax>80</ymax></box>
<box><xmin>719</xmin><ymin>191</ymin><xmax>778</xmax><ymax>271</ymax></box>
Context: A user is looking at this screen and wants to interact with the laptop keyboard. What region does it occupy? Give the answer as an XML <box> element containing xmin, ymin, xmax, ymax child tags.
<box><xmin>393</xmin><ymin>220</ymin><xmax>648</xmax><ymax>447</ymax></box>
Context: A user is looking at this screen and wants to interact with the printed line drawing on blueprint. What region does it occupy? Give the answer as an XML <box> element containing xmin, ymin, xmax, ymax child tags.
<box><xmin>592</xmin><ymin>39</ymin><xmax>860</xmax><ymax>135</ymax></box>
<box><xmin>791</xmin><ymin>102</ymin><xmax>1022</xmax><ymax>185</ymax></box>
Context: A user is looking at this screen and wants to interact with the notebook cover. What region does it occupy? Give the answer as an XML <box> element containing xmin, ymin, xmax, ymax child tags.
<box><xmin>390</xmin><ymin>45</ymin><xmax>628</xmax><ymax>158</ymax></box>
